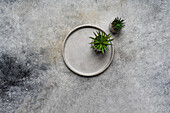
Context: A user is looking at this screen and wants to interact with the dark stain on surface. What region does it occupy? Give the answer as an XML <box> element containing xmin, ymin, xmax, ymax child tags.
<box><xmin>0</xmin><ymin>53</ymin><xmax>50</xmax><ymax>102</ymax></box>
<box><xmin>1</xmin><ymin>0</ymin><xmax>18</xmax><ymax>4</ymax></box>
<box><xmin>163</xmin><ymin>81</ymin><xmax>170</xmax><ymax>95</ymax></box>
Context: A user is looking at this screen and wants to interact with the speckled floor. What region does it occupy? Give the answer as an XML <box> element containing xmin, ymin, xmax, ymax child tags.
<box><xmin>0</xmin><ymin>0</ymin><xmax>170</xmax><ymax>113</ymax></box>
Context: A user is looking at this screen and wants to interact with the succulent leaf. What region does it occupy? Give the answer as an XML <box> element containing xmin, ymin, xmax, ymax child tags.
<box><xmin>111</xmin><ymin>17</ymin><xmax>125</xmax><ymax>30</ymax></box>
<box><xmin>89</xmin><ymin>31</ymin><xmax>114</xmax><ymax>54</ymax></box>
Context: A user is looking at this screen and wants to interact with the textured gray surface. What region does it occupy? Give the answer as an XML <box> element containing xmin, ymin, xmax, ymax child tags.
<box><xmin>0</xmin><ymin>0</ymin><xmax>169</xmax><ymax>113</ymax></box>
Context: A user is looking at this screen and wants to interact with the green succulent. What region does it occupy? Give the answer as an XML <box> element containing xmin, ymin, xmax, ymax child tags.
<box><xmin>89</xmin><ymin>31</ymin><xmax>113</xmax><ymax>54</ymax></box>
<box><xmin>111</xmin><ymin>17</ymin><xmax>125</xmax><ymax>30</ymax></box>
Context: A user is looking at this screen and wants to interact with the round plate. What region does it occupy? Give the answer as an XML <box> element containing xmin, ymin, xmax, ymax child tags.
<box><xmin>62</xmin><ymin>24</ymin><xmax>114</xmax><ymax>76</ymax></box>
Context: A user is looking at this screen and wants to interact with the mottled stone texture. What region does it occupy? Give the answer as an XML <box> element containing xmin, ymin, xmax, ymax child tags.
<box><xmin>0</xmin><ymin>0</ymin><xmax>169</xmax><ymax>113</ymax></box>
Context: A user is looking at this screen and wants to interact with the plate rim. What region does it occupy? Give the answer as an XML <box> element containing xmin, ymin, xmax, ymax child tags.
<box><xmin>62</xmin><ymin>24</ymin><xmax>114</xmax><ymax>77</ymax></box>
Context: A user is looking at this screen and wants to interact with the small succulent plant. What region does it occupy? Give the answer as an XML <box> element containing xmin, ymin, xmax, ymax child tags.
<box><xmin>89</xmin><ymin>31</ymin><xmax>113</xmax><ymax>54</ymax></box>
<box><xmin>111</xmin><ymin>17</ymin><xmax>125</xmax><ymax>31</ymax></box>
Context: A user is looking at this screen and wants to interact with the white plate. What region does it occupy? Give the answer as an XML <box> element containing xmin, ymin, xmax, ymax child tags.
<box><xmin>62</xmin><ymin>25</ymin><xmax>114</xmax><ymax>76</ymax></box>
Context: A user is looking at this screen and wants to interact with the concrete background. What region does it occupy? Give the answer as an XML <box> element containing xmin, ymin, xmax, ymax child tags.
<box><xmin>0</xmin><ymin>0</ymin><xmax>169</xmax><ymax>113</ymax></box>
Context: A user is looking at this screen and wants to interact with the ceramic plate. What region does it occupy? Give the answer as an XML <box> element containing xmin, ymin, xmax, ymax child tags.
<box><xmin>62</xmin><ymin>24</ymin><xmax>114</xmax><ymax>76</ymax></box>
